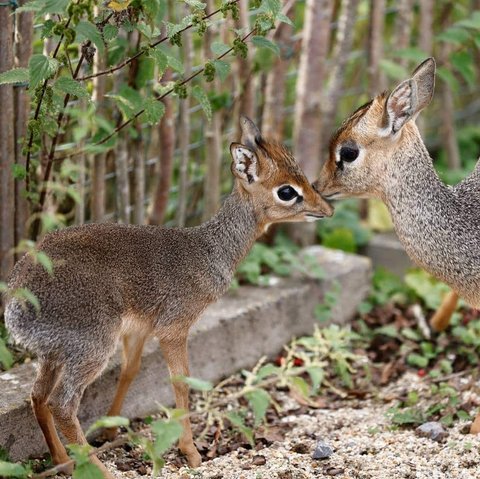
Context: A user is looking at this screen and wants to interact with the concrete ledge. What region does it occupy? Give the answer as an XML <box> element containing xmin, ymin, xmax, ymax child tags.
<box><xmin>362</xmin><ymin>232</ymin><xmax>413</xmax><ymax>277</ymax></box>
<box><xmin>0</xmin><ymin>247</ymin><xmax>371</xmax><ymax>461</ymax></box>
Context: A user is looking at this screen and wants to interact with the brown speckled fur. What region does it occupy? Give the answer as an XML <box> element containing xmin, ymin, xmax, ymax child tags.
<box><xmin>316</xmin><ymin>58</ymin><xmax>480</xmax><ymax>309</ymax></box>
<box><xmin>4</xmin><ymin>117</ymin><xmax>332</xmax><ymax>476</ymax></box>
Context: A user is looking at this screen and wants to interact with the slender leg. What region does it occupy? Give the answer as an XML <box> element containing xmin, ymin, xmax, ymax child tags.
<box><xmin>31</xmin><ymin>361</ymin><xmax>71</xmax><ymax>469</ymax></box>
<box><xmin>430</xmin><ymin>290</ymin><xmax>459</xmax><ymax>332</ymax></box>
<box><xmin>49</xmin><ymin>360</ymin><xmax>115</xmax><ymax>479</ymax></box>
<box><xmin>104</xmin><ymin>333</ymin><xmax>146</xmax><ymax>439</ymax></box>
<box><xmin>160</xmin><ymin>335</ymin><xmax>202</xmax><ymax>468</ymax></box>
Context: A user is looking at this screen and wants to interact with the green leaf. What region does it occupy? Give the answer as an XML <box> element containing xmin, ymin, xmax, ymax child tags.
<box><xmin>436</xmin><ymin>27</ymin><xmax>471</xmax><ymax>46</ymax></box>
<box><xmin>15</xmin><ymin>0</ymin><xmax>45</xmax><ymax>13</ymax></box>
<box><xmin>251</xmin><ymin>36</ymin><xmax>280</xmax><ymax>56</ymax></box>
<box><xmin>321</xmin><ymin>227</ymin><xmax>356</xmax><ymax>253</ymax></box>
<box><xmin>175</xmin><ymin>375</ymin><xmax>213</xmax><ymax>391</ymax></box>
<box><xmin>14</xmin><ymin>288</ymin><xmax>40</xmax><ymax>311</ymax></box>
<box><xmin>245</xmin><ymin>389</ymin><xmax>270</xmax><ymax>426</ymax></box>
<box><xmin>86</xmin><ymin>416</ymin><xmax>130</xmax><ymax>436</ymax></box>
<box><xmin>306</xmin><ymin>366</ymin><xmax>324</xmax><ymax>393</ymax></box>
<box><xmin>36</xmin><ymin>251</ymin><xmax>54</xmax><ymax>275</ymax></box>
<box><xmin>226</xmin><ymin>412</ymin><xmax>254</xmax><ymax>446</ymax></box>
<box><xmin>73</xmin><ymin>462</ymin><xmax>104</xmax><ymax>479</ymax></box>
<box><xmin>29</xmin><ymin>54</ymin><xmax>59</xmax><ymax>89</ymax></box>
<box><xmin>103</xmin><ymin>24</ymin><xmax>119</xmax><ymax>42</ymax></box>
<box><xmin>211</xmin><ymin>41</ymin><xmax>230</xmax><ymax>56</ymax></box>
<box><xmin>0</xmin><ymin>68</ymin><xmax>29</xmax><ymax>85</ymax></box>
<box><xmin>456</xmin><ymin>12</ymin><xmax>480</xmax><ymax>30</ymax></box>
<box><xmin>379</xmin><ymin>59</ymin><xmax>407</xmax><ymax>80</ymax></box>
<box><xmin>212</xmin><ymin>60</ymin><xmax>230</xmax><ymax>81</ymax></box>
<box><xmin>11</xmin><ymin>164</ymin><xmax>27</xmax><ymax>180</ymax></box>
<box><xmin>277</xmin><ymin>12</ymin><xmax>293</xmax><ymax>26</ymax></box>
<box><xmin>76</xmin><ymin>21</ymin><xmax>104</xmax><ymax>53</ymax></box>
<box><xmin>149</xmin><ymin>48</ymin><xmax>168</xmax><ymax>74</ymax></box>
<box><xmin>192</xmin><ymin>85</ymin><xmax>212</xmax><ymax>121</ymax></box>
<box><xmin>0</xmin><ymin>337</ymin><xmax>13</xmax><ymax>370</ymax></box>
<box><xmin>374</xmin><ymin>325</ymin><xmax>398</xmax><ymax>338</ymax></box>
<box><xmin>289</xmin><ymin>376</ymin><xmax>310</xmax><ymax>397</ymax></box>
<box><xmin>40</xmin><ymin>0</ymin><xmax>69</xmax><ymax>14</ymax></box>
<box><xmin>0</xmin><ymin>460</ymin><xmax>29</xmax><ymax>477</ymax></box>
<box><xmin>184</xmin><ymin>0</ymin><xmax>206</xmax><ymax>9</ymax></box>
<box><xmin>54</xmin><ymin>77</ymin><xmax>90</xmax><ymax>99</ymax></box>
<box><xmin>144</xmin><ymin>98</ymin><xmax>165</xmax><ymax>125</ymax></box>
<box><xmin>407</xmin><ymin>353</ymin><xmax>429</xmax><ymax>368</ymax></box>
<box><xmin>156</xmin><ymin>45</ymin><xmax>184</xmax><ymax>74</ymax></box>
<box><xmin>437</xmin><ymin>66</ymin><xmax>460</xmax><ymax>94</ymax></box>
<box><xmin>451</xmin><ymin>51</ymin><xmax>475</xmax><ymax>87</ymax></box>
<box><xmin>151</xmin><ymin>419</ymin><xmax>183</xmax><ymax>455</ymax></box>
<box><xmin>107</xmin><ymin>85</ymin><xmax>143</xmax><ymax>119</ymax></box>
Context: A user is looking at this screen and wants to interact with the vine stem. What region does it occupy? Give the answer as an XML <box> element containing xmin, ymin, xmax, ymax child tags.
<box><xmin>25</xmin><ymin>16</ymin><xmax>72</xmax><ymax>195</ymax></box>
<box><xmin>76</xmin><ymin>0</ymin><xmax>241</xmax><ymax>82</ymax></box>
<box><xmin>53</xmin><ymin>28</ymin><xmax>256</xmax><ymax>162</ymax></box>
<box><xmin>30</xmin><ymin>52</ymin><xmax>86</xmax><ymax>239</ymax></box>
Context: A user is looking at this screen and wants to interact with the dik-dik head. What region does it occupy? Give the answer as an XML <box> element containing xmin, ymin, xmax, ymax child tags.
<box><xmin>315</xmin><ymin>58</ymin><xmax>436</xmax><ymax>199</ymax></box>
<box><xmin>230</xmin><ymin>117</ymin><xmax>333</xmax><ymax>226</ymax></box>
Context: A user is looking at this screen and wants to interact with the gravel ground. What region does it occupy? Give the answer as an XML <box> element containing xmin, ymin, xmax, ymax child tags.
<box><xmin>98</xmin><ymin>371</ymin><xmax>480</xmax><ymax>479</ymax></box>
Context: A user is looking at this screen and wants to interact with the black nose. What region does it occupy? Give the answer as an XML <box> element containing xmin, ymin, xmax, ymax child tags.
<box><xmin>311</xmin><ymin>181</ymin><xmax>320</xmax><ymax>193</ymax></box>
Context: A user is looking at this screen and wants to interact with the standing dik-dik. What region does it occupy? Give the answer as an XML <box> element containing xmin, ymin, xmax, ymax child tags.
<box><xmin>315</xmin><ymin>58</ymin><xmax>480</xmax><ymax>432</ymax></box>
<box><xmin>4</xmin><ymin>117</ymin><xmax>333</xmax><ymax>478</ymax></box>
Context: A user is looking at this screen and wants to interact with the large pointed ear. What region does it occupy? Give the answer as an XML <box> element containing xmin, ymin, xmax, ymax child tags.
<box><xmin>384</xmin><ymin>57</ymin><xmax>436</xmax><ymax>134</ymax></box>
<box><xmin>230</xmin><ymin>142</ymin><xmax>259</xmax><ymax>184</ymax></box>
<box><xmin>240</xmin><ymin>115</ymin><xmax>262</xmax><ymax>149</ymax></box>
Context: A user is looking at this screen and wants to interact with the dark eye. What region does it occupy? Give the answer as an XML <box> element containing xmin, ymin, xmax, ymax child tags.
<box><xmin>339</xmin><ymin>145</ymin><xmax>359</xmax><ymax>162</ymax></box>
<box><xmin>277</xmin><ymin>185</ymin><xmax>298</xmax><ymax>201</ymax></box>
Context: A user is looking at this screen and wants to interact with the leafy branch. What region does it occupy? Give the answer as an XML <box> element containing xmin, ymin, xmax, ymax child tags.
<box><xmin>76</xmin><ymin>0</ymin><xmax>241</xmax><ymax>82</ymax></box>
<box><xmin>53</xmin><ymin>29</ymin><xmax>257</xmax><ymax>162</ymax></box>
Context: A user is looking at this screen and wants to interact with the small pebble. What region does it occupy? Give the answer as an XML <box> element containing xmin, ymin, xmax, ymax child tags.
<box><xmin>326</xmin><ymin>467</ymin><xmax>345</xmax><ymax>476</ymax></box>
<box><xmin>415</xmin><ymin>422</ymin><xmax>448</xmax><ymax>442</ymax></box>
<box><xmin>291</xmin><ymin>443</ymin><xmax>310</xmax><ymax>454</ymax></box>
<box><xmin>312</xmin><ymin>439</ymin><xmax>334</xmax><ymax>459</ymax></box>
<box><xmin>252</xmin><ymin>454</ymin><xmax>267</xmax><ymax>466</ymax></box>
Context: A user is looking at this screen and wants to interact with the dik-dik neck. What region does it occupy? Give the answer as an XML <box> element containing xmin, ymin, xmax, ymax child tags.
<box><xmin>196</xmin><ymin>185</ymin><xmax>261</xmax><ymax>277</ymax></box>
<box><xmin>381</xmin><ymin>130</ymin><xmax>457</xmax><ymax>271</ymax></box>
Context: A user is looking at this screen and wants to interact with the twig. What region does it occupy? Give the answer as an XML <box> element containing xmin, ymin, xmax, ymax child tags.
<box><xmin>53</xmin><ymin>28</ymin><xmax>256</xmax><ymax>162</ymax></box>
<box><xmin>25</xmin><ymin>17</ymin><xmax>72</xmax><ymax>195</ymax></box>
<box><xmin>77</xmin><ymin>0</ymin><xmax>240</xmax><ymax>82</ymax></box>
<box><xmin>31</xmin><ymin>436</ymin><xmax>129</xmax><ymax>479</ymax></box>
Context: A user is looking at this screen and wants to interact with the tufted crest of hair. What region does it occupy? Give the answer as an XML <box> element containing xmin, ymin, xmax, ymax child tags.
<box><xmin>254</xmin><ymin>136</ymin><xmax>309</xmax><ymax>183</ymax></box>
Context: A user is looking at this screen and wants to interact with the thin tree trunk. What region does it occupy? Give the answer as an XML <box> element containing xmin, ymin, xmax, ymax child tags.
<box><xmin>368</xmin><ymin>0</ymin><xmax>386</xmax><ymax>96</ymax></box>
<box><xmin>293</xmin><ymin>0</ymin><xmax>334</xmax><ymax>179</ymax></box>
<box><xmin>115</xmin><ymin>137</ymin><xmax>130</xmax><ymax>223</ymax></box>
<box><xmin>148</xmin><ymin>69</ymin><xmax>175</xmax><ymax>225</ymax></box>
<box><xmin>419</xmin><ymin>0</ymin><xmax>433</xmax><ymax>55</ymax></box>
<box><xmin>14</xmin><ymin>6</ymin><xmax>33</xmax><ymax>251</ymax></box>
<box><xmin>233</xmin><ymin>0</ymin><xmax>255</xmax><ymax>140</ymax></box>
<box><xmin>202</xmin><ymin>0</ymin><xmax>223</xmax><ymax>221</ymax></box>
<box><xmin>131</xmin><ymin>139</ymin><xmax>144</xmax><ymax>224</ymax></box>
<box><xmin>394</xmin><ymin>0</ymin><xmax>414</xmax><ymax>68</ymax></box>
<box><xmin>128</xmin><ymin>30</ymin><xmax>144</xmax><ymax>225</ymax></box>
<box><xmin>418</xmin><ymin>0</ymin><xmax>433</xmax><ymax>135</ymax></box>
<box><xmin>261</xmin><ymin>2</ymin><xmax>295</xmax><ymax>141</ymax></box>
<box><xmin>75</xmin><ymin>152</ymin><xmax>86</xmax><ymax>225</ymax></box>
<box><xmin>177</xmin><ymin>5</ymin><xmax>193</xmax><ymax>227</ymax></box>
<box><xmin>439</xmin><ymin>8</ymin><xmax>461</xmax><ymax>170</ymax></box>
<box><xmin>90</xmin><ymin>11</ymin><xmax>107</xmax><ymax>222</ymax></box>
<box><xmin>0</xmin><ymin>7</ymin><xmax>15</xmax><ymax>283</ymax></box>
<box><xmin>322</xmin><ymin>0</ymin><xmax>360</xmax><ymax>147</ymax></box>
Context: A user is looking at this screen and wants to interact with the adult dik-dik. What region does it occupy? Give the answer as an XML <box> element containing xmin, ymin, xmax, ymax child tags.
<box><xmin>4</xmin><ymin>117</ymin><xmax>333</xmax><ymax>478</ymax></box>
<box><xmin>314</xmin><ymin>58</ymin><xmax>480</xmax><ymax>433</ymax></box>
